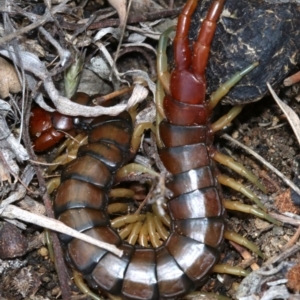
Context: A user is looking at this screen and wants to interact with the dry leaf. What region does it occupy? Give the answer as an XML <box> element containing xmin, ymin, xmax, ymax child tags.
<box><xmin>108</xmin><ymin>0</ymin><xmax>127</xmax><ymax>27</ymax></box>
<box><xmin>0</xmin><ymin>57</ymin><xmax>22</xmax><ymax>98</ymax></box>
<box><xmin>267</xmin><ymin>82</ymin><xmax>300</xmax><ymax>146</ymax></box>
<box><xmin>0</xmin><ymin>160</ymin><xmax>11</xmax><ymax>183</ymax></box>
<box><xmin>20</xmin><ymin>38</ymin><xmax>46</xmax><ymax>58</ymax></box>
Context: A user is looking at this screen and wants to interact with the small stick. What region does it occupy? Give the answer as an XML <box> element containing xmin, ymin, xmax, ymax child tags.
<box><xmin>1</xmin><ymin>204</ymin><xmax>123</xmax><ymax>257</ymax></box>
<box><xmin>230</xmin><ymin>241</ymin><xmax>260</xmax><ymax>271</ymax></box>
<box><xmin>281</xmin><ymin>225</ymin><xmax>300</xmax><ymax>251</ymax></box>
<box><xmin>284</xmin><ymin>71</ymin><xmax>300</xmax><ymax>86</ymax></box>
<box><xmin>265</xmin><ymin>243</ymin><xmax>300</xmax><ymax>266</ymax></box>
<box><xmin>269</xmin><ymin>212</ymin><xmax>300</xmax><ymax>226</ymax></box>
<box><xmin>93</xmin><ymin>85</ymin><xmax>134</xmax><ymax>104</ymax></box>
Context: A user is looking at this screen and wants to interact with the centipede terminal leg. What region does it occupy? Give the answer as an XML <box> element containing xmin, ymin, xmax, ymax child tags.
<box><xmin>211</xmin><ymin>148</ymin><xmax>266</xmax><ymax>192</ymax></box>
<box><xmin>208</xmin><ymin>62</ymin><xmax>259</xmax><ymax>111</ymax></box>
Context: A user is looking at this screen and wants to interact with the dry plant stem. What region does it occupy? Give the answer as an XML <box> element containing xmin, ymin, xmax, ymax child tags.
<box><xmin>12</xmin><ymin>4</ymin><xmax>70</xmax><ymax>67</ymax></box>
<box><xmin>28</xmin><ymin>159</ymin><xmax>63</xmax><ymax>167</ymax></box>
<box><xmin>0</xmin><ymin>48</ymin><xmax>148</xmax><ymax>116</ymax></box>
<box><xmin>0</xmin><ymin>108</ymin><xmax>28</xmax><ymax>162</ymax></box>
<box><xmin>257</xmin><ymin>261</ymin><xmax>289</xmax><ymax>276</ymax></box>
<box><xmin>229</xmin><ymin>241</ymin><xmax>260</xmax><ymax>271</ymax></box>
<box><xmin>109</xmin><ymin>0</ymin><xmax>133</xmax><ymax>80</ymax></box>
<box><xmin>60</xmin><ymin>8</ymin><xmax>182</xmax><ymax>31</ymax></box>
<box><xmin>267</xmin><ymin>82</ymin><xmax>300</xmax><ymax>146</ymax></box>
<box><xmin>259</xmin><ymin>169</ymin><xmax>281</xmax><ymax>192</ymax></box>
<box><xmin>1</xmin><ymin>205</ymin><xmax>123</xmax><ymax>257</ymax></box>
<box><xmin>221</xmin><ymin>133</ymin><xmax>300</xmax><ymax>196</ymax></box>
<box><xmin>0</xmin><ymin>0</ymin><xmax>69</xmax><ymax>46</ymax></box>
<box><xmin>284</xmin><ymin>70</ymin><xmax>300</xmax><ymax>86</ymax></box>
<box><xmin>3</xmin><ymin>13</ymin><xmax>27</xmax><ymax>144</ymax></box>
<box><xmin>70</xmin><ymin>9</ymin><xmax>114</xmax><ymax>40</ymax></box>
<box><xmin>42</xmin><ymin>0</ymin><xmax>70</xmax><ymax>49</ymax></box>
<box><xmin>265</xmin><ymin>243</ymin><xmax>300</xmax><ymax>266</ymax></box>
<box><xmin>134</xmin><ymin>181</ymin><xmax>157</xmax><ymax>215</ymax></box>
<box><xmin>93</xmin><ymin>86</ymin><xmax>134</xmax><ymax>104</ymax></box>
<box><xmin>38</xmin><ymin>27</ymin><xmax>70</xmax><ymax>66</ymax></box>
<box><xmin>281</xmin><ymin>225</ymin><xmax>300</xmax><ymax>251</ymax></box>
<box><xmin>0</xmin><ymin>153</ymin><xmax>35</xmax><ymax>195</ymax></box>
<box><xmin>158</xmin><ymin>0</ymin><xmax>169</xmax><ymax>8</ymax></box>
<box><xmin>0</xmin><ymin>165</ymin><xmax>35</xmax><ymax>230</ymax></box>
<box><xmin>93</xmin><ymin>80</ymin><xmax>150</xmax><ymax>104</ymax></box>
<box><xmin>0</xmin><ymin>151</ymin><xmax>19</xmax><ymax>183</ymax></box>
<box><xmin>0</xmin><ymin>165</ymin><xmax>35</xmax><ymax>212</ymax></box>
<box><xmin>117</xmin><ymin>46</ymin><xmax>156</xmax><ymax>76</ymax></box>
<box><xmin>269</xmin><ymin>212</ymin><xmax>300</xmax><ymax>226</ymax></box>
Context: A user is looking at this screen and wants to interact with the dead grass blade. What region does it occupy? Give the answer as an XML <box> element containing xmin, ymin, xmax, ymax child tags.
<box><xmin>267</xmin><ymin>82</ymin><xmax>300</xmax><ymax>146</ymax></box>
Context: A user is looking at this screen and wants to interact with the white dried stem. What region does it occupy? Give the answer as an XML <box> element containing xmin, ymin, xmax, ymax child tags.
<box><xmin>267</xmin><ymin>82</ymin><xmax>300</xmax><ymax>146</ymax></box>
<box><xmin>0</xmin><ymin>205</ymin><xmax>123</xmax><ymax>257</ymax></box>
<box><xmin>0</xmin><ymin>49</ymin><xmax>145</xmax><ymax>117</ymax></box>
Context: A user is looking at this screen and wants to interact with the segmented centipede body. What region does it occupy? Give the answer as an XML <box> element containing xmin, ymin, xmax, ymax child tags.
<box><xmin>30</xmin><ymin>0</ymin><xmax>256</xmax><ymax>299</ymax></box>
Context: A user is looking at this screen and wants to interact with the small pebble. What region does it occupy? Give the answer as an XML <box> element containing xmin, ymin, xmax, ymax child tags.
<box><xmin>0</xmin><ymin>222</ymin><xmax>28</xmax><ymax>259</ymax></box>
<box><xmin>38</xmin><ymin>246</ymin><xmax>48</xmax><ymax>258</ymax></box>
<box><xmin>272</xmin><ymin>226</ymin><xmax>284</xmax><ymax>236</ymax></box>
<box><xmin>254</xmin><ymin>218</ymin><xmax>270</xmax><ymax>230</ymax></box>
<box><xmin>51</xmin><ymin>286</ymin><xmax>61</xmax><ymax>296</ymax></box>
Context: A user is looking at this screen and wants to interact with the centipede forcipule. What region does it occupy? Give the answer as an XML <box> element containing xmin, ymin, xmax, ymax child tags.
<box><xmin>28</xmin><ymin>0</ymin><xmax>280</xmax><ymax>299</ymax></box>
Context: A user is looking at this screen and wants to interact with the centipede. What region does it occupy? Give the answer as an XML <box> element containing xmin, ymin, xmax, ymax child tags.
<box><xmin>29</xmin><ymin>0</ymin><xmax>278</xmax><ymax>299</ymax></box>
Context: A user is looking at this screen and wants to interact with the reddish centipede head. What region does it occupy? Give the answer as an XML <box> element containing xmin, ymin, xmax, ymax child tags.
<box><xmin>29</xmin><ymin>107</ymin><xmax>52</xmax><ymax>137</ymax></box>
<box><xmin>29</xmin><ymin>107</ymin><xmax>73</xmax><ymax>152</ymax></box>
<box><xmin>52</xmin><ymin>111</ymin><xmax>73</xmax><ymax>132</ymax></box>
<box><xmin>170</xmin><ymin>69</ymin><xmax>206</xmax><ymax>105</ymax></box>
